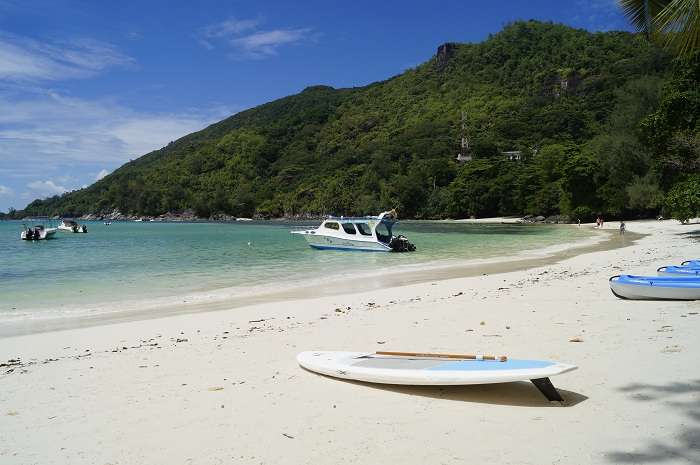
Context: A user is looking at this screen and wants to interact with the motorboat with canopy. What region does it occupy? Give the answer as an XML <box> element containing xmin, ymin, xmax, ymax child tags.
<box><xmin>58</xmin><ymin>219</ymin><xmax>88</xmax><ymax>233</ymax></box>
<box><xmin>291</xmin><ymin>210</ymin><xmax>415</xmax><ymax>252</ymax></box>
<box><xmin>21</xmin><ymin>218</ymin><xmax>58</xmax><ymax>240</ymax></box>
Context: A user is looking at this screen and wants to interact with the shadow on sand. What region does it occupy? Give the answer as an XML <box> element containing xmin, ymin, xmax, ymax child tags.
<box><xmin>315</xmin><ymin>373</ymin><xmax>587</xmax><ymax>407</ymax></box>
<box><xmin>606</xmin><ymin>379</ymin><xmax>700</xmax><ymax>463</ymax></box>
<box><xmin>677</xmin><ymin>229</ymin><xmax>700</xmax><ymax>238</ymax></box>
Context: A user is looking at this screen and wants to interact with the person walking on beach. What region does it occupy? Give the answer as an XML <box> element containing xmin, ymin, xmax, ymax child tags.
<box><xmin>596</xmin><ymin>217</ymin><xmax>601</xmax><ymax>228</ymax></box>
<box><xmin>620</xmin><ymin>221</ymin><xmax>626</xmax><ymax>235</ymax></box>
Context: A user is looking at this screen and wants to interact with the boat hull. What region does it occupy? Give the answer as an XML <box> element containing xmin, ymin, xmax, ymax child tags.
<box><xmin>20</xmin><ymin>228</ymin><xmax>57</xmax><ymax>240</ymax></box>
<box><xmin>609</xmin><ymin>275</ymin><xmax>700</xmax><ymax>300</ymax></box>
<box><xmin>297</xmin><ymin>232</ymin><xmax>391</xmax><ymax>252</ymax></box>
<box><xmin>58</xmin><ymin>226</ymin><xmax>87</xmax><ymax>233</ymax></box>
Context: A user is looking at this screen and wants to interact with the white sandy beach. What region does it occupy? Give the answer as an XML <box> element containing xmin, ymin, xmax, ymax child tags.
<box><xmin>1</xmin><ymin>220</ymin><xmax>699</xmax><ymax>465</ymax></box>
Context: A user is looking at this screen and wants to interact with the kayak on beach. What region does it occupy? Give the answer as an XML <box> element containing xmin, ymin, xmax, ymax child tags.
<box><xmin>297</xmin><ymin>350</ymin><xmax>577</xmax><ymax>401</ymax></box>
<box><xmin>609</xmin><ymin>274</ymin><xmax>700</xmax><ymax>300</ymax></box>
<box><xmin>681</xmin><ymin>260</ymin><xmax>700</xmax><ymax>267</ymax></box>
<box><xmin>658</xmin><ymin>265</ymin><xmax>700</xmax><ymax>276</ymax></box>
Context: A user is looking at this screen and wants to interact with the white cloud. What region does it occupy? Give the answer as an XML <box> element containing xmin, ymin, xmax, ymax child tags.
<box><xmin>203</xmin><ymin>18</ymin><xmax>260</xmax><ymax>38</ymax></box>
<box><xmin>0</xmin><ymin>88</ymin><xmax>218</xmax><ymax>167</ymax></box>
<box><xmin>0</xmin><ymin>184</ymin><xmax>13</xmax><ymax>196</ymax></box>
<box><xmin>26</xmin><ymin>180</ymin><xmax>68</xmax><ymax>197</ymax></box>
<box><xmin>198</xmin><ymin>17</ymin><xmax>311</xmax><ymax>58</ymax></box>
<box><xmin>0</xmin><ymin>32</ymin><xmax>133</xmax><ymax>81</ymax></box>
<box><xmin>232</xmin><ymin>28</ymin><xmax>311</xmax><ymax>57</ymax></box>
<box><xmin>95</xmin><ymin>169</ymin><xmax>109</xmax><ymax>181</ymax></box>
<box><xmin>0</xmin><ymin>84</ymin><xmax>241</xmax><ymax>211</ymax></box>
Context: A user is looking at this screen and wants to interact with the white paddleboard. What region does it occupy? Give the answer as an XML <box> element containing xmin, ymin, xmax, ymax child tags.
<box><xmin>297</xmin><ymin>351</ymin><xmax>577</xmax><ymax>401</ymax></box>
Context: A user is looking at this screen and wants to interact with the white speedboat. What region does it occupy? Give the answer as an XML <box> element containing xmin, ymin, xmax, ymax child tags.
<box><xmin>20</xmin><ymin>224</ymin><xmax>58</xmax><ymax>240</ymax></box>
<box><xmin>291</xmin><ymin>210</ymin><xmax>415</xmax><ymax>252</ymax></box>
<box><xmin>58</xmin><ymin>219</ymin><xmax>88</xmax><ymax>233</ymax></box>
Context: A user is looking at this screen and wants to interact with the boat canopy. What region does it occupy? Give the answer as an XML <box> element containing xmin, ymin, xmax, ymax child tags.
<box><xmin>327</xmin><ymin>210</ymin><xmax>398</xmax><ymax>224</ymax></box>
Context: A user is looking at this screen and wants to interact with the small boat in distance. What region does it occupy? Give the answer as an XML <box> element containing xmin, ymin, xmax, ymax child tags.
<box><xmin>58</xmin><ymin>219</ymin><xmax>88</xmax><ymax>233</ymax></box>
<box><xmin>291</xmin><ymin>210</ymin><xmax>415</xmax><ymax>252</ymax></box>
<box><xmin>104</xmin><ymin>221</ymin><xmax>112</xmax><ymax>226</ymax></box>
<box><xmin>21</xmin><ymin>223</ymin><xmax>58</xmax><ymax>240</ymax></box>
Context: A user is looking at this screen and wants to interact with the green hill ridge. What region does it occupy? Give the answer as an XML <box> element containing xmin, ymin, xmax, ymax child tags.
<box><xmin>19</xmin><ymin>20</ymin><xmax>699</xmax><ymax>221</ymax></box>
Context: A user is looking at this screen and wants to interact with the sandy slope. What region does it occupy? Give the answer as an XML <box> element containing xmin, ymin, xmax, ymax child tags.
<box><xmin>1</xmin><ymin>220</ymin><xmax>699</xmax><ymax>465</ymax></box>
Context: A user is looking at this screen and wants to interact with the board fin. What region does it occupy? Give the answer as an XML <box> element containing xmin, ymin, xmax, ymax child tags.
<box><xmin>530</xmin><ymin>377</ymin><xmax>564</xmax><ymax>402</ymax></box>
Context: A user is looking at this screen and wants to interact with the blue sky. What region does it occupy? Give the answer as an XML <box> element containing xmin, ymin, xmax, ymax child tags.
<box><xmin>0</xmin><ymin>0</ymin><xmax>630</xmax><ymax>212</ymax></box>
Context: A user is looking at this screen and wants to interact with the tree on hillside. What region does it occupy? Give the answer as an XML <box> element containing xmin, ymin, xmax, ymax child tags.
<box><xmin>665</xmin><ymin>175</ymin><xmax>700</xmax><ymax>222</ymax></box>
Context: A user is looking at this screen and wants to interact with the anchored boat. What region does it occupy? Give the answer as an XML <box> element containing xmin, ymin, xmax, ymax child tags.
<box><xmin>20</xmin><ymin>223</ymin><xmax>58</xmax><ymax>240</ymax></box>
<box><xmin>609</xmin><ymin>274</ymin><xmax>700</xmax><ymax>300</ymax></box>
<box><xmin>58</xmin><ymin>219</ymin><xmax>88</xmax><ymax>233</ymax></box>
<box><xmin>291</xmin><ymin>210</ymin><xmax>415</xmax><ymax>252</ymax></box>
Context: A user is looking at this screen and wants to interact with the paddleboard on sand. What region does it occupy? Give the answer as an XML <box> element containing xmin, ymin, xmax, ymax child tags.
<box><xmin>297</xmin><ymin>351</ymin><xmax>577</xmax><ymax>401</ymax></box>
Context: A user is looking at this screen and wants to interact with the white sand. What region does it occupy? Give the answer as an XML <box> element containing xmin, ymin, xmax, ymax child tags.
<box><xmin>1</xmin><ymin>220</ymin><xmax>699</xmax><ymax>464</ymax></box>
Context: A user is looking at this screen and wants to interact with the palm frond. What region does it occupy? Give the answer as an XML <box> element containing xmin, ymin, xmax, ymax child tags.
<box><xmin>655</xmin><ymin>0</ymin><xmax>700</xmax><ymax>54</ymax></box>
<box><xmin>618</xmin><ymin>0</ymin><xmax>671</xmax><ymax>35</ymax></box>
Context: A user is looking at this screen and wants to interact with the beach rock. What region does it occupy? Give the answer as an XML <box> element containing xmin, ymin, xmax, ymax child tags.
<box><xmin>569</xmin><ymin>336</ymin><xmax>584</xmax><ymax>342</ymax></box>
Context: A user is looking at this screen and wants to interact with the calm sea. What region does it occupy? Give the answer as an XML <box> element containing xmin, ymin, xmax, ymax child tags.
<box><xmin>0</xmin><ymin>220</ymin><xmax>594</xmax><ymax>321</ymax></box>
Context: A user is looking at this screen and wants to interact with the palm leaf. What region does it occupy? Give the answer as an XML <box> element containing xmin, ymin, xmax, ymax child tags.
<box><xmin>654</xmin><ymin>0</ymin><xmax>700</xmax><ymax>54</ymax></box>
<box><xmin>618</xmin><ymin>0</ymin><xmax>671</xmax><ymax>36</ymax></box>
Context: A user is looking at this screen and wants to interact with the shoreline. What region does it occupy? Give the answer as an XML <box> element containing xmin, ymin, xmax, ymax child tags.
<box><xmin>0</xmin><ymin>226</ymin><xmax>636</xmax><ymax>338</ymax></box>
<box><xmin>1</xmin><ymin>219</ymin><xmax>698</xmax><ymax>465</ymax></box>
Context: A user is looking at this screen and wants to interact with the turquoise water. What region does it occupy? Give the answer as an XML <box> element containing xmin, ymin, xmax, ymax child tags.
<box><xmin>0</xmin><ymin>220</ymin><xmax>593</xmax><ymax>318</ymax></box>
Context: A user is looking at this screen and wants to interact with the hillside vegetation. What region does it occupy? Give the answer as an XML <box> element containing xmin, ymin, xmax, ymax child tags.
<box><xmin>19</xmin><ymin>21</ymin><xmax>700</xmax><ymax>221</ymax></box>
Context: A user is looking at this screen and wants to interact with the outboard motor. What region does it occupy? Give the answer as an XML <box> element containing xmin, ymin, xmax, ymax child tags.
<box><xmin>389</xmin><ymin>235</ymin><xmax>416</xmax><ymax>252</ymax></box>
<box><xmin>24</xmin><ymin>229</ymin><xmax>33</xmax><ymax>240</ymax></box>
<box><xmin>82</xmin><ymin>225</ymin><xmax>88</xmax><ymax>233</ymax></box>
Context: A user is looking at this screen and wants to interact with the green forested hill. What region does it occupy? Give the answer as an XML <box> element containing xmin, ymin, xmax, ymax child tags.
<box><xmin>21</xmin><ymin>21</ymin><xmax>699</xmax><ymax>220</ymax></box>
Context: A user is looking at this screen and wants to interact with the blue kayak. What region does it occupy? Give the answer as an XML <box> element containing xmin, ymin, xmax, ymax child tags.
<box><xmin>609</xmin><ymin>274</ymin><xmax>700</xmax><ymax>300</ymax></box>
<box><xmin>681</xmin><ymin>260</ymin><xmax>700</xmax><ymax>268</ymax></box>
<box><xmin>658</xmin><ymin>265</ymin><xmax>700</xmax><ymax>277</ymax></box>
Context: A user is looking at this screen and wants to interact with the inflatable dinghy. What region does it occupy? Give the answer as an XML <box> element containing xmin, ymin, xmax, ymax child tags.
<box><xmin>297</xmin><ymin>350</ymin><xmax>577</xmax><ymax>401</ymax></box>
<box><xmin>610</xmin><ymin>275</ymin><xmax>700</xmax><ymax>300</ymax></box>
<box><xmin>658</xmin><ymin>265</ymin><xmax>700</xmax><ymax>277</ymax></box>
